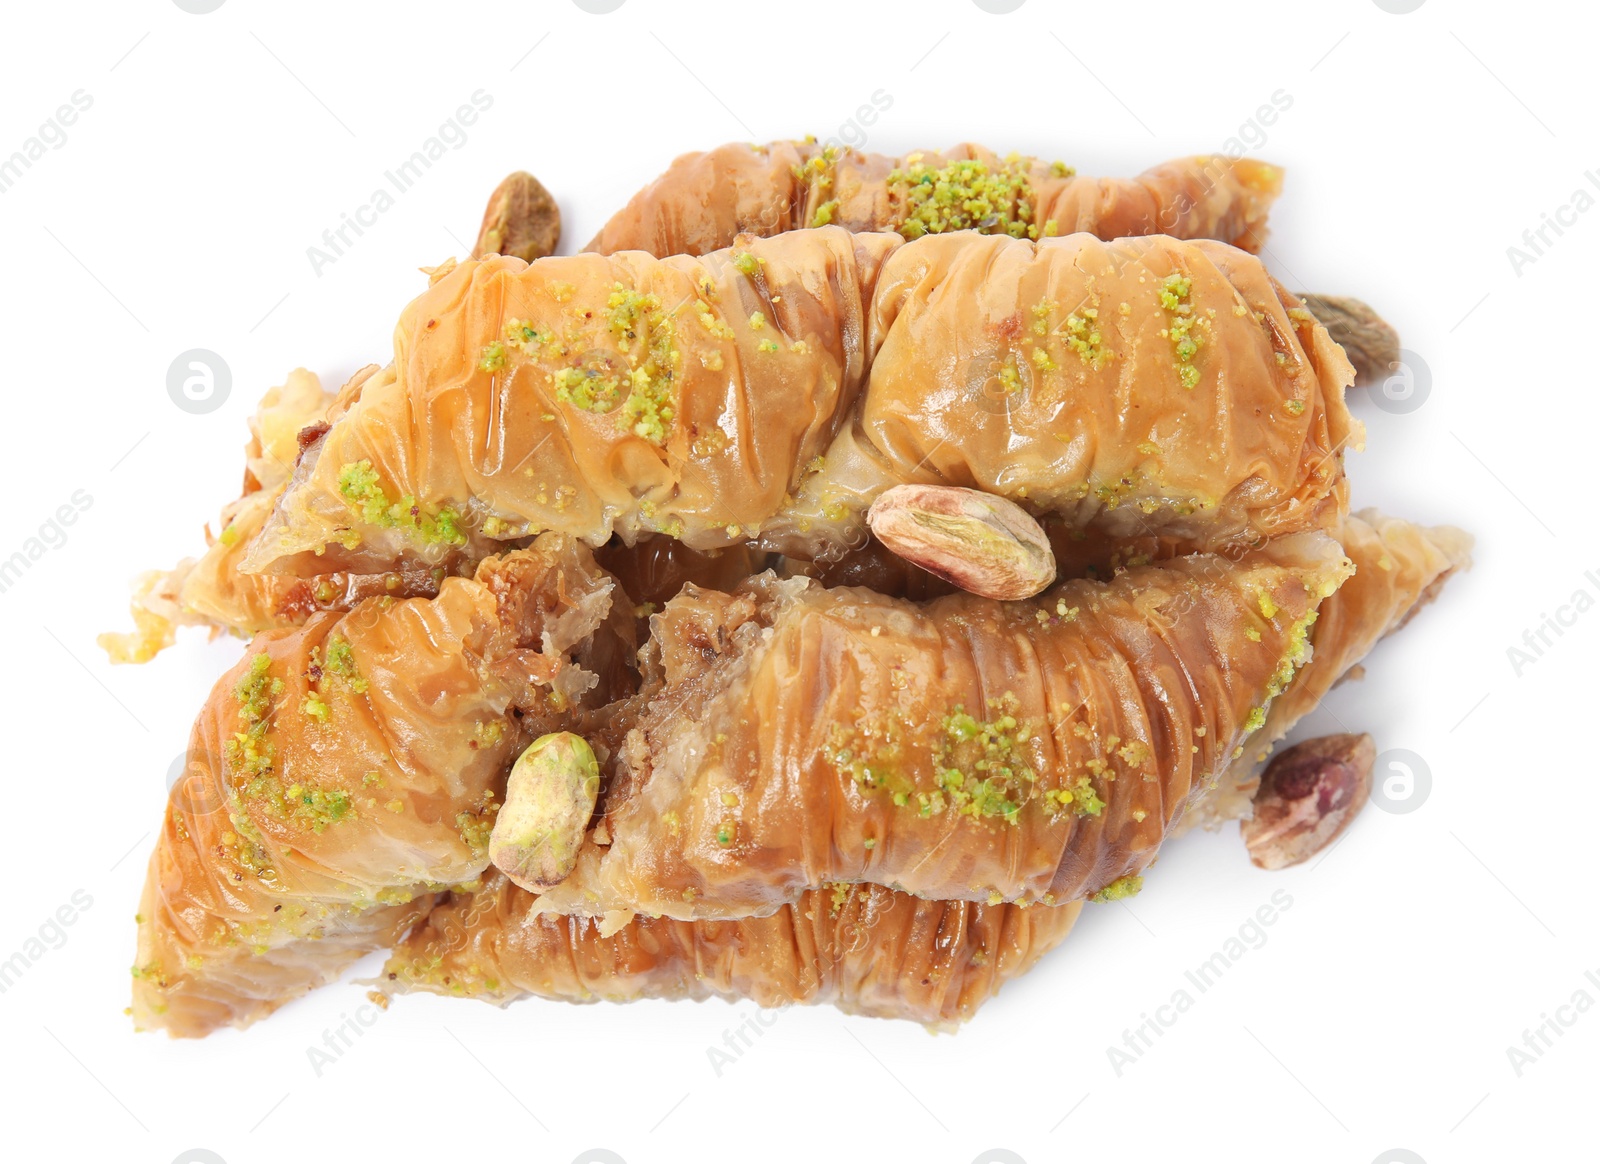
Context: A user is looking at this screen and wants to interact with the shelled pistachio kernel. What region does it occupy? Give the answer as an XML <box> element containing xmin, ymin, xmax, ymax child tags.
<box><xmin>488</xmin><ymin>732</ymin><xmax>600</xmax><ymax>890</ymax></box>
<box><xmin>867</xmin><ymin>483</ymin><xmax>1056</xmax><ymax>601</ymax></box>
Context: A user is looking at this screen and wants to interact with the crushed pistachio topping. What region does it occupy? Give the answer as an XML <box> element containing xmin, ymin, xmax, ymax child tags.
<box><xmin>732</xmin><ymin>250</ymin><xmax>763</xmax><ymax>278</ymax></box>
<box><xmin>224</xmin><ymin>653</ymin><xmax>283</xmax><ymax>780</ymax></box>
<box><xmin>887</xmin><ymin>154</ymin><xmax>1044</xmax><ymax>239</ymax></box>
<box><xmin>455</xmin><ymin>791</ymin><xmax>500</xmax><ymax>855</ymax></box>
<box><xmin>1043</xmin><ymin>775</ymin><xmax>1106</xmax><ymax>818</ymax></box>
<box><xmin>1159</xmin><ymin>273</ymin><xmax>1203</xmax><ymax>389</ymax></box>
<box><xmin>792</xmin><ymin>145</ymin><xmax>840</xmax><ymax>195</ymax></box>
<box><xmin>810</xmin><ymin>199</ymin><xmax>839</xmax><ymax>227</ymax></box>
<box><xmin>218</xmin><ymin>653</ymin><xmax>355</xmax><ymax>838</ymax></box>
<box><xmin>337</xmin><ymin>460</ymin><xmax>467</xmax><ymax>548</ymax></box>
<box><xmin>1062</xmin><ymin>309</ymin><xmax>1112</xmax><ymax>369</ymax></box>
<box><xmin>1090</xmin><ymin>873</ymin><xmax>1144</xmax><ymax>903</ymax></box>
<box><xmin>481</xmin><ymin>283</ymin><xmax>684</xmax><ymax>446</ymax></box>
<box><xmin>828</xmin><ymin>881</ymin><xmax>853</xmax><ymax>915</ymax></box>
<box><xmin>479</xmin><ymin>341</ymin><xmax>507</xmax><ymax>372</ymax></box>
<box><xmin>607</xmin><ymin>284</ymin><xmax>680</xmax><ymax>445</ymax></box>
<box><xmin>1092</xmin><ymin>471</ymin><xmax>1143</xmax><ymax>511</ymax></box>
<box><xmin>997</xmin><ymin>358</ymin><xmax>1023</xmax><ymax>396</ymax></box>
<box><xmin>235</xmin><ymin>652</ymin><xmax>279</xmax><ymax>725</ymax></box>
<box><xmin>219</xmin><ymin>809</ymin><xmax>274</xmax><ymax>878</ymax></box>
<box><xmin>1116</xmin><ymin>739</ymin><xmax>1152</xmax><ymax>766</ymax></box>
<box><xmin>923</xmin><ymin>699</ymin><xmax>1041</xmax><ymax>823</ymax></box>
<box><xmin>829</xmin><ymin>694</ymin><xmax>1056</xmax><ymax>826</ymax></box>
<box><xmin>692</xmin><ymin>429</ymin><xmax>729</xmax><ymax>458</ymax></box>
<box><xmin>239</xmin><ymin>773</ymin><xmax>353</xmax><ymax>834</ymax></box>
<box><xmin>130</xmin><ymin>962</ymin><xmax>169</xmax><ymax>987</ymax></box>
<box><xmin>1265</xmin><ymin>610</ymin><xmax>1319</xmax><ymax>699</ymax></box>
<box><xmin>504</xmin><ymin>319</ymin><xmax>549</xmax><ymax>353</ymax></box>
<box><xmin>552</xmin><ymin>364</ymin><xmax>622</xmax><ymax>413</ymax></box>
<box><xmin>695</xmin><ymin>301</ymin><xmax>734</xmax><ymax>339</ymax></box>
<box><xmin>323</xmin><ymin>637</ymin><xmax>367</xmax><ymax>691</ymax></box>
<box><xmin>299</xmin><ymin>634</ymin><xmax>369</xmax><ymax>727</ymax></box>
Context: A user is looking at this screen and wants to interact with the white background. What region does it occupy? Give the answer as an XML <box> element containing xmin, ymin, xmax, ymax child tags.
<box><xmin>0</xmin><ymin>1</ymin><xmax>1590</xmax><ymax>1161</ymax></box>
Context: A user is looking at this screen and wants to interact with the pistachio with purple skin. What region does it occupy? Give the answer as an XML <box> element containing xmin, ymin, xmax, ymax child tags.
<box><xmin>472</xmin><ymin>171</ymin><xmax>561</xmax><ymax>264</ymax></box>
<box><xmin>1243</xmin><ymin>733</ymin><xmax>1375</xmax><ymax>870</ymax></box>
<box><xmin>866</xmin><ymin>483</ymin><xmax>1057</xmax><ymax>601</ymax></box>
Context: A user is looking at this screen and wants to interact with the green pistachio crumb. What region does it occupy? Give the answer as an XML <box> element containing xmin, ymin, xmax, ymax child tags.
<box><xmin>1090</xmin><ymin>873</ymin><xmax>1143</xmax><ymax>903</ymax></box>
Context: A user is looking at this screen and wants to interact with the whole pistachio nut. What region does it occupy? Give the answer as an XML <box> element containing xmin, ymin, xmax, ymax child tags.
<box><xmin>489</xmin><ymin>732</ymin><xmax>600</xmax><ymax>891</ymax></box>
<box><xmin>1297</xmin><ymin>294</ymin><xmax>1400</xmax><ymax>388</ymax></box>
<box><xmin>472</xmin><ymin>170</ymin><xmax>561</xmax><ymax>264</ymax></box>
<box><xmin>1242</xmin><ymin>733</ymin><xmax>1375</xmax><ymax>871</ymax></box>
<box><xmin>866</xmin><ymin>483</ymin><xmax>1057</xmax><ymax>601</ymax></box>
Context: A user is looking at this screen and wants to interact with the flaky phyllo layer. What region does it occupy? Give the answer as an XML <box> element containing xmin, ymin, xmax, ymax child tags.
<box><xmin>136</xmin><ymin>518</ymin><xmax>1368</xmax><ymax>1034</ymax></box>
<box><xmin>121</xmin><ymin>172</ymin><xmax>1469</xmax><ymax>1036</ymax></box>
<box><xmin>131</xmin><ymin>537</ymin><xmax>630</xmax><ymax>1036</ymax></box>
<box><xmin>585</xmin><ymin>141</ymin><xmax>1283</xmax><ymax>257</ymax></box>
<box><xmin>387</xmin><ymin>872</ymin><xmax>1083</xmax><ymax>1030</ymax></box>
<box><xmin>241</xmin><ymin>229</ymin><xmax>1356</xmax><ymax>580</ymax></box>
<box><xmin>540</xmin><ymin>534</ymin><xmax>1353</xmax><ymax>922</ymax></box>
